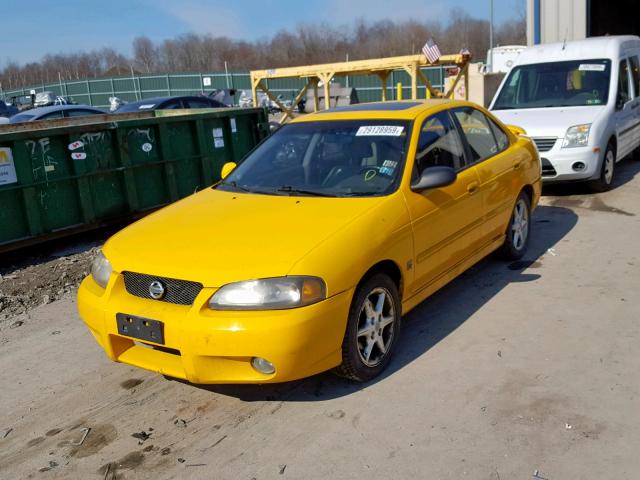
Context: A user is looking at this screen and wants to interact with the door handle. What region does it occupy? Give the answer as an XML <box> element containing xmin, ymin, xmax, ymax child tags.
<box><xmin>513</xmin><ymin>160</ymin><xmax>522</xmax><ymax>170</ymax></box>
<box><xmin>467</xmin><ymin>181</ymin><xmax>479</xmax><ymax>194</ymax></box>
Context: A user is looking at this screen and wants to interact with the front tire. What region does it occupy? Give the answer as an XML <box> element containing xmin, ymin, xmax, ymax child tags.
<box><xmin>589</xmin><ymin>144</ymin><xmax>615</xmax><ymax>192</ymax></box>
<box><xmin>498</xmin><ymin>192</ymin><xmax>531</xmax><ymax>260</ymax></box>
<box><xmin>335</xmin><ymin>274</ymin><xmax>400</xmax><ymax>382</ymax></box>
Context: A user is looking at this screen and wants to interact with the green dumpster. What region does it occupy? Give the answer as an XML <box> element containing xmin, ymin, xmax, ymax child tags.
<box><xmin>0</xmin><ymin>108</ymin><xmax>269</xmax><ymax>253</ymax></box>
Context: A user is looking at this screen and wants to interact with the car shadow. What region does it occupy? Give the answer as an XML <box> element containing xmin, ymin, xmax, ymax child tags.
<box><xmin>542</xmin><ymin>155</ymin><xmax>640</xmax><ymax>196</ymax></box>
<box><xmin>178</xmin><ymin>204</ymin><xmax>578</xmax><ymax>402</ymax></box>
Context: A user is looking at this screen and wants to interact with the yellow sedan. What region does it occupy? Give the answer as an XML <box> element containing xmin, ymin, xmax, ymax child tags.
<box><xmin>78</xmin><ymin>100</ymin><xmax>541</xmax><ymax>384</ymax></box>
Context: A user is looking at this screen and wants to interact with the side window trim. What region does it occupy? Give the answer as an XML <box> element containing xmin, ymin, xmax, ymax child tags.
<box><xmin>447</xmin><ymin>110</ymin><xmax>474</xmax><ymax>170</ymax></box>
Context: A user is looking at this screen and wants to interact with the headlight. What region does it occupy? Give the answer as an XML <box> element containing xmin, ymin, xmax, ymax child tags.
<box><xmin>208</xmin><ymin>276</ymin><xmax>326</xmax><ymax>310</ymax></box>
<box><xmin>562</xmin><ymin>124</ymin><xmax>591</xmax><ymax>148</ymax></box>
<box><xmin>91</xmin><ymin>251</ymin><xmax>112</xmax><ymax>289</ymax></box>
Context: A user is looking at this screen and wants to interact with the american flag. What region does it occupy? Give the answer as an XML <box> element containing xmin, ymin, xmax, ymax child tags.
<box><xmin>422</xmin><ymin>38</ymin><xmax>441</xmax><ymax>64</ymax></box>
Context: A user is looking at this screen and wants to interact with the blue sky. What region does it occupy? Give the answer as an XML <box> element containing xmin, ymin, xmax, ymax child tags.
<box><xmin>2</xmin><ymin>0</ymin><xmax>524</xmax><ymax>66</ymax></box>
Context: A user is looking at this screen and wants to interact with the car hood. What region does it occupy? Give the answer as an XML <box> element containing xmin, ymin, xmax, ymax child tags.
<box><xmin>492</xmin><ymin>106</ymin><xmax>606</xmax><ymax>138</ymax></box>
<box><xmin>104</xmin><ymin>188</ymin><xmax>385</xmax><ymax>287</ymax></box>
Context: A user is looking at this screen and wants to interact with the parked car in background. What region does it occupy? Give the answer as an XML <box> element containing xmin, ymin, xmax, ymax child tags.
<box><xmin>0</xmin><ymin>117</ymin><xmax>9</xmax><ymax>125</ymax></box>
<box><xmin>9</xmin><ymin>105</ymin><xmax>106</xmax><ymax>123</ymax></box>
<box><xmin>78</xmin><ymin>100</ymin><xmax>541</xmax><ymax>384</ymax></box>
<box><xmin>1</xmin><ymin>101</ymin><xmax>19</xmax><ymax>118</ymax></box>
<box><xmin>114</xmin><ymin>95</ymin><xmax>226</xmax><ymax>113</ymax></box>
<box><xmin>490</xmin><ymin>35</ymin><xmax>640</xmax><ymax>191</ymax></box>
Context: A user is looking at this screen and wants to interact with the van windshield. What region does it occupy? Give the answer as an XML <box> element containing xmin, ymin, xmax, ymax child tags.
<box><xmin>492</xmin><ymin>59</ymin><xmax>611</xmax><ymax>110</ymax></box>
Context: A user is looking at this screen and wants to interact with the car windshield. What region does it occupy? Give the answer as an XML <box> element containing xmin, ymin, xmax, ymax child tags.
<box><xmin>217</xmin><ymin>120</ymin><xmax>411</xmax><ymax>197</ymax></box>
<box><xmin>493</xmin><ymin>59</ymin><xmax>611</xmax><ymax>109</ymax></box>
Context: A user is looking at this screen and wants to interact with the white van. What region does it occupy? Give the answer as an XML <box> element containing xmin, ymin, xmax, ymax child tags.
<box><xmin>490</xmin><ymin>36</ymin><xmax>640</xmax><ymax>191</ymax></box>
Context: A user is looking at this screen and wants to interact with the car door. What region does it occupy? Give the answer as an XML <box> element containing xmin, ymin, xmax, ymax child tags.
<box><xmin>451</xmin><ymin>106</ymin><xmax>516</xmax><ymax>247</ymax></box>
<box><xmin>615</xmin><ymin>58</ymin><xmax>635</xmax><ymax>158</ymax></box>
<box><xmin>405</xmin><ymin>110</ymin><xmax>483</xmax><ymax>295</ymax></box>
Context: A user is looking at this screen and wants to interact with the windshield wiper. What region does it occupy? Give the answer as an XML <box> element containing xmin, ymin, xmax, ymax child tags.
<box><xmin>275</xmin><ymin>185</ymin><xmax>335</xmax><ymax>197</ymax></box>
<box><xmin>218</xmin><ymin>180</ymin><xmax>253</xmax><ymax>193</ymax></box>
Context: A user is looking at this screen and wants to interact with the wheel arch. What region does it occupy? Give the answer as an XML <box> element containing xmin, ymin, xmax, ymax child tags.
<box><xmin>358</xmin><ymin>260</ymin><xmax>404</xmax><ymax>300</ymax></box>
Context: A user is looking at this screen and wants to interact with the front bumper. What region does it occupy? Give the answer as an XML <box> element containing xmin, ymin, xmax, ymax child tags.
<box><xmin>78</xmin><ymin>274</ymin><xmax>353</xmax><ymax>384</ymax></box>
<box><xmin>539</xmin><ymin>144</ymin><xmax>601</xmax><ymax>182</ymax></box>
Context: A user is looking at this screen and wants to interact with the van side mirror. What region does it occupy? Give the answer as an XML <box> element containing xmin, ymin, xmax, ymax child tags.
<box><xmin>220</xmin><ymin>161</ymin><xmax>237</xmax><ymax>179</ymax></box>
<box><xmin>411</xmin><ymin>166</ymin><xmax>457</xmax><ymax>192</ymax></box>
<box><xmin>616</xmin><ymin>93</ymin><xmax>625</xmax><ymax>111</ymax></box>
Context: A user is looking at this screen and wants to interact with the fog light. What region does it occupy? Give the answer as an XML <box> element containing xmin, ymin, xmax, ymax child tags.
<box><xmin>572</xmin><ymin>162</ymin><xmax>586</xmax><ymax>171</ymax></box>
<box><xmin>251</xmin><ymin>357</ymin><xmax>275</xmax><ymax>375</ymax></box>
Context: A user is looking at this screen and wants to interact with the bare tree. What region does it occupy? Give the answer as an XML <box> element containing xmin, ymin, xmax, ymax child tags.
<box><xmin>0</xmin><ymin>13</ymin><xmax>526</xmax><ymax>91</ymax></box>
<box><xmin>133</xmin><ymin>36</ymin><xmax>158</xmax><ymax>73</ymax></box>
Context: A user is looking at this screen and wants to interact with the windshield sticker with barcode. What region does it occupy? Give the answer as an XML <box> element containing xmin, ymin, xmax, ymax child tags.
<box><xmin>356</xmin><ymin>126</ymin><xmax>404</xmax><ymax>136</ymax></box>
<box><xmin>578</xmin><ymin>64</ymin><xmax>606</xmax><ymax>72</ymax></box>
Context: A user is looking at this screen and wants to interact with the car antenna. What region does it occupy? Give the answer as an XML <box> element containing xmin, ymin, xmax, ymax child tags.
<box><xmin>562</xmin><ymin>29</ymin><xmax>568</xmax><ymax>50</ymax></box>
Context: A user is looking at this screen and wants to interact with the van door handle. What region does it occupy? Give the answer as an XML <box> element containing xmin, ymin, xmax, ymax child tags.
<box><xmin>467</xmin><ymin>182</ymin><xmax>479</xmax><ymax>194</ymax></box>
<box><xmin>513</xmin><ymin>160</ymin><xmax>522</xmax><ymax>170</ymax></box>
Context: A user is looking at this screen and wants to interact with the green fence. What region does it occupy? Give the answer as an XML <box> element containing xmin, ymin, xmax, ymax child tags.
<box><xmin>0</xmin><ymin>67</ymin><xmax>447</xmax><ymax>108</ymax></box>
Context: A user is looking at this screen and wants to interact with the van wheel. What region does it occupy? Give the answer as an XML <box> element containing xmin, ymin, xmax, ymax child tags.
<box><xmin>498</xmin><ymin>192</ymin><xmax>531</xmax><ymax>260</ymax></box>
<box><xmin>589</xmin><ymin>144</ymin><xmax>615</xmax><ymax>192</ymax></box>
<box><xmin>335</xmin><ymin>273</ymin><xmax>400</xmax><ymax>382</ymax></box>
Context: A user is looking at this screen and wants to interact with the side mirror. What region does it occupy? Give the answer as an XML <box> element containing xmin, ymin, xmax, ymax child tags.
<box><xmin>616</xmin><ymin>93</ymin><xmax>625</xmax><ymax>111</ymax></box>
<box><xmin>506</xmin><ymin>124</ymin><xmax>527</xmax><ymax>136</ymax></box>
<box><xmin>220</xmin><ymin>161</ymin><xmax>237</xmax><ymax>179</ymax></box>
<box><xmin>411</xmin><ymin>166</ymin><xmax>457</xmax><ymax>192</ymax></box>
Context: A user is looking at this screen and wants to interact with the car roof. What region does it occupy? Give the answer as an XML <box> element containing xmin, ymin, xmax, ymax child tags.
<box><xmin>124</xmin><ymin>95</ymin><xmax>202</xmax><ymax>107</ymax></box>
<box><xmin>291</xmin><ymin>99</ymin><xmax>466</xmax><ymax>122</ymax></box>
<box><xmin>515</xmin><ymin>35</ymin><xmax>640</xmax><ymax>65</ymax></box>
<box><xmin>21</xmin><ymin>105</ymin><xmax>104</xmax><ymax>115</ymax></box>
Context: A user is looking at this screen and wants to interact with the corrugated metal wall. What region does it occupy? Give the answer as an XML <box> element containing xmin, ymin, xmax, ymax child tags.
<box><xmin>527</xmin><ymin>0</ymin><xmax>587</xmax><ymax>45</ymax></box>
<box><xmin>1</xmin><ymin>68</ymin><xmax>446</xmax><ymax>107</ymax></box>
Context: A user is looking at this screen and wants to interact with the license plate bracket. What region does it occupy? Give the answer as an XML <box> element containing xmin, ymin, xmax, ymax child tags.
<box><xmin>116</xmin><ymin>313</ymin><xmax>165</xmax><ymax>345</ymax></box>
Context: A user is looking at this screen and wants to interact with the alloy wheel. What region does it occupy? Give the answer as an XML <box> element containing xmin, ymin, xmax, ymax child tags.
<box><xmin>356</xmin><ymin>287</ymin><xmax>396</xmax><ymax>367</ymax></box>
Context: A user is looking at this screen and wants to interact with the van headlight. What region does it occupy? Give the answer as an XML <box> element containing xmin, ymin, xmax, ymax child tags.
<box><xmin>208</xmin><ymin>276</ymin><xmax>326</xmax><ymax>310</ymax></box>
<box><xmin>562</xmin><ymin>124</ymin><xmax>591</xmax><ymax>148</ymax></box>
<box><xmin>91</xmin><ymin>251</ymin><xmax>112</xmax><ymax>289</ymax></box>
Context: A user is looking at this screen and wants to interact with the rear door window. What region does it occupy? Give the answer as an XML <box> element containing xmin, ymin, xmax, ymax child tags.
<box><xmin>452</xmin><ymin>107</ymin><xmax>502</xmax><ymax>163</ymax></box>
<box><xmin>185</xmin><ymin>98</ymin><xmax>214</xmax><ymax>109</ymax></box>
<box><xmin>617</xmin><ymin>59</ymin><xmax>631</xmax><ymax>107</ymax></box>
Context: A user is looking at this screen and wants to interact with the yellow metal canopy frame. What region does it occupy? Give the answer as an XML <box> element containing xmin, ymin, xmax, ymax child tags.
<box><xmin>250</xmin><ymin>52</ymin><xmax>471</xmax><ymax>123</ymax></box>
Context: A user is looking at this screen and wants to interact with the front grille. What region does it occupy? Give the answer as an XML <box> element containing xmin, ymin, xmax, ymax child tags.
<box><xmin>533</xmin><ymin>137</ymin><xmax>558</xmax><ymax>152</ymax></box>
<box><xmin>123</xmin><ymin>272</ymin><xmax>203</xmax><ymax>305</ymax></box>
<box><xmin>540</xmin><ymin>157</ymin><xmax>557</xmax><ymax>177</ymax></box>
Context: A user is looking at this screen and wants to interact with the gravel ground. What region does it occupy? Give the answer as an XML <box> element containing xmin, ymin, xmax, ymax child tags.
<box><xmin>0</xmin><ymin>246</ymin><xmax>98</xmax><ymax>323</ymax></box>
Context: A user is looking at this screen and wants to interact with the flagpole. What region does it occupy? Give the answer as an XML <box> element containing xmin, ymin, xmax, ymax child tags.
<box><xmin>489</xmin><ymin>0</ymin><xmax>494</xmax><ymax>72</ymax></box>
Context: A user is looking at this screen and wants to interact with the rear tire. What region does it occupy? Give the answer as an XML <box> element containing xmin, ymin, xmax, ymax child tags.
<box><xmin>335</xmin><ymin>273</ymin><xmax>401</xmax><ymax>382</ymax></box>
<box><xmin>588</xmin><ymin>144</ymin><xmax>615</xmax><ymax>192</ymax></box>
<box><xmin>498</xmin><ymin>192</ymin><xmax>531</xmax><ymax>260</ymax></box>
